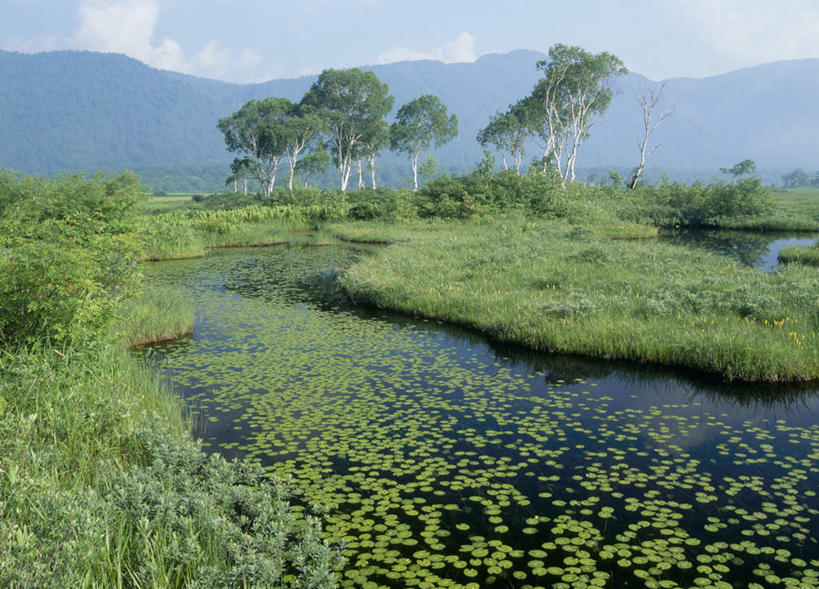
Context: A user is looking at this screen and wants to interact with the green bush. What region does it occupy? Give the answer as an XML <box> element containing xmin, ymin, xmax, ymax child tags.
<box><xmin>0</xmin><ymin>170</ymin><xmax>345</xmax><ymax>586</ymax></box>
<box><xmin>623</xmin><ymin>177</ymin><xmax>774</xmax><ymax>227</ymax></box>
<box><xmin>414</xmin><ymin>170</ymin><xmax>572</xmax><ymax>219</ymax></box>
<box><xmin>0</xmin><ymin>170</ymin><xmax>143</xmax><ymax>346</ymax></box>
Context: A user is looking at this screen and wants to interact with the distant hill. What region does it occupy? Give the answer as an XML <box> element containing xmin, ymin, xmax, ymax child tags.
<box><xmin>1</xmin><ymin>49</ymin><xmax>818</xmax><ymax>189</ymax></box>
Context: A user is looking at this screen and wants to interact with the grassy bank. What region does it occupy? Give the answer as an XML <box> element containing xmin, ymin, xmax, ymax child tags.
<box><xmin>339</xmin><ymin>217</ymin><xmax>819</xmax><ymax>382</ymax></box>
<box><xmin>0</xmin><ymin>170</ymin><xmax>343</xmax><ymax>587</ymax></box>
<box><xmin>115</xmin><ymin>286</ymin><xmax>196</xmax><ymax>347</ymax></box>
<box><xmin>140</xmin><ymin>203</ymin><xmax>347</xmax><ymax>260</ymax></box>
<box><xmin>0</xmin><ymin>340</ymin><xmax>343</xmax><ymax>587</ymax></box>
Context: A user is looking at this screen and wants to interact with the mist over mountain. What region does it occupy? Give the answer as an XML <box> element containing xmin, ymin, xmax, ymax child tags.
<box><xmin>1</xmin><ymin>49</ymin><xmax>817</xmax><ymax>189</ymax></box>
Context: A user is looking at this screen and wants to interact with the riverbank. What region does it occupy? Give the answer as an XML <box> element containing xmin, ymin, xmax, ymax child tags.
<box><xmin>0</xmin><ymin>172</ymin><xmax>343</xmax><ymax>587</ymax></box>
<box><xmin>338</xmin><ymin>217</ymin><xmax>819</xmax><ymax>382</ymax></box>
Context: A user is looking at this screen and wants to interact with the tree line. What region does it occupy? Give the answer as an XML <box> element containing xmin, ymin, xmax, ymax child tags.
<box><xmin>219</xmin><ymin>44</ymin><xmax>685</xmax><ymax>196</ymax></box>
<box><xmin>218</xmin><ymin>69</ymin><xmax>458</xmax><ymax>196</ymax></box>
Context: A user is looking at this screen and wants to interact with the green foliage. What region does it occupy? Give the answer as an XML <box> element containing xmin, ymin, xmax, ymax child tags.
<box><xmin>781</xmin><ymin>168</ymin><xmax>814</xmax><ymax>188</ymax></box>
<box><xmin>138</xmin><ymin>200</ymin><xmax>351</xmax><ymax>260</ymax></box>
<box><xmin>391</xmin><ymin>94</ymin><xmax>458</xmax><ymax>190</ymax></box>
<box><xmin>347</xmin><ymin>188</ymin><xmax>417</xmax><ymax>221</ymax></box>
<box><xmin>779</xmin><ymin>244</ymin><xmax>819</xmax><ymax>266</ymax></box>
<box><xmin>619</xmin><ymin>177</ymin><xmax>774</xmax><ymax>227</ymax></box>
<box><xmin>519</xmin><ymin>44</ymin><xmax>626</xmax><ymax>183</ymax></box>
<box><xmin>0</xmin><ymin>170</ymin><xmax>143</xmax><ymax>346</ymax></box>
<box><xmin>0</xmin><ymin>343</ymin><xmax>343</xmax><ymax>588</ymax></box>
<box><xmin>477</xmin><ymin>109</ymin><xmax>527</xmax><ymax>173</ymax></box>
<box><xmin>415</xmin><ymin>170</ymin><xmax>567</xmax><ymax>219</ymax></box>
<box><xmin>115</xmin><ymin>287</ymin><xmax>195</xmax><ymax>348</ymax></box>
<box><xmin>218</xmin><ymin>98</ymin><xmax>296</xmax><ymax>198</ymax></box>
<box><xmin>720</xmin><ymin>158</ymin><xmax>757</xmax><ymax>179</ymax></box>
<box><xmin>301</xmin><ymin>68</ymin><xmax>394</xmax><ymax>190</ymax></box>
<box><xmin>0</xmin><ymin>169</ymin><xmax>343</xmax><ymax>586</ymax></box>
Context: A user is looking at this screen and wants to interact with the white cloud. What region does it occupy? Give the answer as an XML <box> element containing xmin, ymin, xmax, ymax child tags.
<box><xmin>377</xmin><ymin>32</ymin><xmax>478</xmax><ymax>65</ymax></box>
<box><xmin>3</xmin><ymin>0</ymin><xmax>269</xmax><ymax>82</ymax></box>
<box><xmin>679</xmin><ymin>0</ymin><xmax>819</xmax><ymax>66</ymax></box>
<box><xmin>3</xmin><ymin>33</ymin><xmax>61</xmax><ymax>53</ymax></box>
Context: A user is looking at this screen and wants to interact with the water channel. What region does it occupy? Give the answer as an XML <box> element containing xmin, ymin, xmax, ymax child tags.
<box><xmin>144</xmin><ymin>238</ymin><xmax>819</xmax><ymax>589</ymax></box>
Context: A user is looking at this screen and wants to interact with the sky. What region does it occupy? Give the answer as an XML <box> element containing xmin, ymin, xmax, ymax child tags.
<box><xmin>2</xmin><ymin>0</ymin><xmax>819</xmax><ymax>83</ymax></box>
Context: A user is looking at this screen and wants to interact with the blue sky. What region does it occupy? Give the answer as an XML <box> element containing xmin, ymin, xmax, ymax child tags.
<box><xmin>3</xmin><ymin>0</ymin><xmax>819</xmax><ymax>82</ymax></box>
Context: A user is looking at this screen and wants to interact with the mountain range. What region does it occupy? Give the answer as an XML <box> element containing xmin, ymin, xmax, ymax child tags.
<box><xmin>1</xmin><ymin>49</ymin><xmax>817</xmax><ymax>189</ymax></box>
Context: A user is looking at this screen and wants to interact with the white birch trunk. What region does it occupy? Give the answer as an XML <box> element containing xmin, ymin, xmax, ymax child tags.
<box><xmin>368</xmin><ymin>154</ymin><xmax>377</xmax><ymax>189</ymax></box>
<box><xmin>630</xmin><ymin>83</ymin><xmax>672</xmax><ymax>190</ymax></box>
<box><xmin>411</xmin><ymin>150</ymin><xmax>421</xmax><ymax>191</ymax></box>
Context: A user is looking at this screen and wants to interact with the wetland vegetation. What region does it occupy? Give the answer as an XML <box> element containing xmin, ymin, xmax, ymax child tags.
<box><xmin>0</xmin><ymin>171</ymin><xmax>343</xmax><ymax>587</ymax></box>
<box><xmin>2</xmin><ymin>159</ymin><xmax>818</xmax><ymax>588</ymax></box>
<box><xmin>3</xmin><ymin>45</ymin><xmax>819</xmax><ymax>589</ymax></box>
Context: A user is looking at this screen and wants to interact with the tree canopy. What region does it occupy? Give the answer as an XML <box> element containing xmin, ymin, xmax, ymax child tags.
<box><xmin>301</xmin><ymin>68</ymin><xmax>394</xmax><ymax>191</ymax></box>
<box><xmin>217</xmin><ymin>97</ymin><xmax>293</xmax><ymax>198</ymax></box>
<box><xmin>524</xmin><ymin>44</ymin><xmax>627</xmax><ymax>185</ymax></box>
<box><xmin>390</xmin><ymin>95</ymin><xmax>458</xmax><ymax>190</ymax></box>
<box><xmin>477</xmin><ymin>109</ymin><xmax>527</xmax><ymax>175</ymax></box>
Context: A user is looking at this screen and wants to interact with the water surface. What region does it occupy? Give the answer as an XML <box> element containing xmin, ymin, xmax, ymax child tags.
<box><xmin>145</xmin><ymin>245</ymin><xmax>819</xmax><ymax>589</ymax></box>
<box><xmin>659</xmin><ymin>229</ymin><xmax>818</xmax><ymax>272</ymax></box>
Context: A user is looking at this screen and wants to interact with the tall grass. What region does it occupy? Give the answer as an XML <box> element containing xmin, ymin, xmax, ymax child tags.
<box><xmin>140</xmin><ymin>203</ymin><xmax>349</xmax><ymax>261</ymax></box>
<box><xmin>1</xmin><ymin>171</ymin><xmax>344</xmax><ymax>586</ymax></box>
<box><xmin>114</xmin><ymin>287</ymin><xmax>195</xmax><ymax>348</ymax></box>
<box><xmin>0</xmin><ymin>341</ymin><xmax>343</xmax><ymax>588</ymax></box>
<box><xmin>339</xmin><ymin>218</ymin><xmax>819</xmax><ymax>382</ymax></box>
<box><xmin>779</xmin><ymin>244</ymin><xmax>819</xmax><ymax>266</ymax></box>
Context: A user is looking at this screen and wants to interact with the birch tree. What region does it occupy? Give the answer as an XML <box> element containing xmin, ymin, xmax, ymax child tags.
<box><xmin>360</xmin><ymin>120</ymin><xmax>390</xmax><ymax>189</ymax></box>
<box><xmin>390</xmin><ymin>94</ymin><xmax>458</xmax><ymax>191</ymax></box>
<box><xmin>296</xmin><ymin>147</ymin><xmax>331</xmax><ymax>187</ymax></box>
<box><xmin>226</xmin><ymin>157</ymin><xmax>254</xmax><ymax>195</ymax></box>
<box><xmin>284</xmin><ymin>106</ymin><xmax>324</xmax><ymax>193</ymax></box>
<box><xmin>477</xmin><ymin>109</ymin><xmax>527</xmax><ymax>174</ymax></box>
<box><xmin>526</xmin><ymin>44</ymin><xmax>626</xmax><ymax>187</ymax></box>
<box><xmin>217</xmin><ymin>98</ymin><xmax>290</xmax><ymax>198</ymax></box>
<box><xmin>629</xmin><ymin>82</ymin><xmax>673</xmax><ymax>189</ymax></box>
<box><xmin>301</xmin><ymin>69</ymin><xmax>393</xmax><ymax>191</ymax></box>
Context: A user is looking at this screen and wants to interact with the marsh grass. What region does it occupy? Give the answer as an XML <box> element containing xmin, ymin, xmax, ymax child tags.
<box><xmin>771</xmin><ymin>187</ymin><xmax>819</xmax><ymax>219</ymax></box>
<box><xmin>114</xmin><ymin>287</ymin><xmax>195</xmax><ymax>347</ymax></box>
<box><xmin>714</xmin><ymin>211</ymin><xmax>819</xmax><ymax>232</ymax></box>
<box><xmin>326</xmin><ymin>220</ymin><xmax>437</xmax><ymax>244</ymax></box>
<box><xmin>592</xmin><ymin>222</ymin><xmax>658</xmax><ymax>240</ymax></box>
<box><xmin>779</xmin><ymin>244</ymin><xmax>819</xmax><ymax>266</ymax></box>
<box><xmin>140</xmin><ymin>203</ymin><xmax>349</xmax><ymax>260</ymax></box>
<box><xmin>340</xmin><ymin>218</ymin><xmax>819</xmax><ymax>382</ymax></box>
<box><xmin>1</xmin><ymin>171</ymin><xmax>344</xmax><ymax>587</ymax></box>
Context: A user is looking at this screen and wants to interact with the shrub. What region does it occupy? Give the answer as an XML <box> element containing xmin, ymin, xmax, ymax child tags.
<box><xmin>0</xmin><ymin>171</ymin><xmax>143</xmax><ymax>346</ymax></box>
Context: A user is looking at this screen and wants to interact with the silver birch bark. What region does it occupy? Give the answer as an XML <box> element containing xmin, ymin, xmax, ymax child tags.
<box><xmin>629</xmin><ymin>83</ymin><xmax>672</xmax><ymax>189</ymax></box>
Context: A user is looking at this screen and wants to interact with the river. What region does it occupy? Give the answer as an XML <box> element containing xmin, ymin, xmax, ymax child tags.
<box><xmin>143</xmin><ymin>242</ymin><xmax>819</xmax><ymax>589</ymax></box>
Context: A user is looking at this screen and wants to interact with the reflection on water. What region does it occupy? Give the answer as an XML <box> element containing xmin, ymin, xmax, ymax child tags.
<box><xmin>660</xmin><ymin>229</ymin><xmax>818</xmax><ymax>272</ymax></box>
<box><xmin>144</xmin><ymin>245</ymin><xmax>819</xmax><ymax>589</ymax></box>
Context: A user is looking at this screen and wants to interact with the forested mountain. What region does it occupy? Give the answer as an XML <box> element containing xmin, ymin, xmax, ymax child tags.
<box><xmin>1</xmin><ymin>49</ymin><xmax>818</xmax><ymax>189</ymax></box>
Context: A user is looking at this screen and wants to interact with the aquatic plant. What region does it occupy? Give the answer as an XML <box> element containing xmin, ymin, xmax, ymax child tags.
<box><xmin>147</xmin><ymin>245</ymin><xmax>819</xmax><ymax>588</ymax></box>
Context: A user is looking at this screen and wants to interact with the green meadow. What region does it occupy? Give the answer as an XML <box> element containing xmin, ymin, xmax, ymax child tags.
<box><xmin>337</xmin><ymin>216</ymin><xmax>818</xmax><ymax>382</ymax></box>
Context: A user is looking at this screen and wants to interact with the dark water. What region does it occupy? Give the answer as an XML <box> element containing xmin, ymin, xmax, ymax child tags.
<box><xmin>660</xmin><ymin>229</ymin><xmax>818</xmax><ymax>273</ymax></box>
<box><xmin>144</xmin><ymin>245</ymin><xmax>819</xmax><ymax>589</ymax></box>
